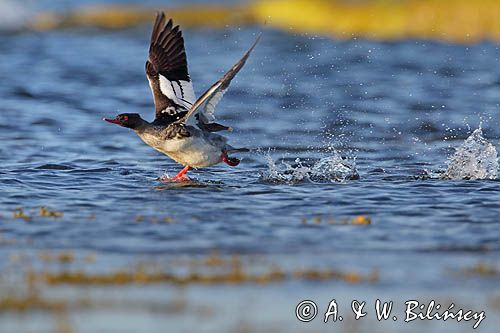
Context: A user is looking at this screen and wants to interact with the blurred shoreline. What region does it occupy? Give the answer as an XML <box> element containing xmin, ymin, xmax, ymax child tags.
<box><xmin>3</xmin><ymin>0</ymin><xmax>497</xmax><ymax>43</ymax></box>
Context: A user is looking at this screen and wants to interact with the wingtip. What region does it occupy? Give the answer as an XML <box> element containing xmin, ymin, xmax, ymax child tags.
<box><xmin>255</xmin><ymin>32</ymin><xmax>263</xmax><ymax>43</ymax></box>
<box><xmin>154</xmin><ymin>11</ymin><xmax>165</xmax><ymax>24</ymax></box>
<box><xmin>247</xmin><ymin>32</ymin><xmax>263</xmax><ymax>54</ymax></box>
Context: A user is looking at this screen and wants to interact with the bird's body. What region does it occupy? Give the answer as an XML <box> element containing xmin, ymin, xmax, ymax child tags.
<box><xmin>104</xmin><ymin>12</ymin><xmax>259</xmax><ymax>180</ymax></box>
<box><xmin>135</xmin><ymin>123</ymin><xmax>229</xmax><ymax>167</ymax></box>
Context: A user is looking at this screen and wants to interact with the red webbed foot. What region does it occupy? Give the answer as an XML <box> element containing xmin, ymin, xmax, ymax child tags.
<box><xmin>159</xmin><ymin>165</ymin><xmax>190</xmax><ymax>182</ymax></box>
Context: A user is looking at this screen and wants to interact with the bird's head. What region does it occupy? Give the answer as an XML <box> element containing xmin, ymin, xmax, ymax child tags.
<box><xmin>103</xmin><ymin>113</ymin><xmax>144</xmax><ymax>129</ymax></box>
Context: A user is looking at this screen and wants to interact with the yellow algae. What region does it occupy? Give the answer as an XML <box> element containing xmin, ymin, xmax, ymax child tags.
<box><xmin>39</xmin><ymin>252</ymin><xmax>52</xmax><ymax>262</ymax></box>
<box><xmin>170</xmin><ymin>255</ymin><xmax>237</xmax><ymax>268</ymax></box>
<box><xmin>16</xmin><ymin>252</ymin><xmax>374</xmax><ymax>286</ymax></box>
<box><xmin>230</xmin><ymin>255</ymin><xmax>243</xmax><ymax>270</ymax></box>
<box><xmin>12</xmin><ymin>207</ymin><xmax>63</xmax><ymax>220</ymax></box>
<box><xmin>350</xmin><ymin>215</ymin><xmax>372</xmax><ymax>225</ymax></box>
<box><xmin>302</xmin><ymin>215</ymin><xmax>372</xmax><ymax>225</ymax></box>
<box><xmin>343</xmin><ymin>272</ymin><xmax>362</xmax><ymax>284</ymax></box>
<box><xmin>135</xmin><ymin>215</ymin><xmax>175</xmax><ymax>224</ymax></box>
<box><xmin>163</xmin><ymin>217</ymin><xmax>174</xmax><ymax>223</ymax></box>
<box><xmin>204</xmin><ymin>252</ymin><xmax>226</xmax><ymax>267</ymax></box>
<box><xmin>39</xmin><ymin>251</ymin><xmax>96</xmax><ymax>265</ymax></box>
<box><xmin>465</xmin><ymin>262</ymin><xmax>499</xmax><ymax>277</ymax></box>
<box><xmin>33</xmin><ymin>264</ymin><xmax>376</xmax><ymax>286</ymax></box>
<box><xmin>84</xmin><ymin>253</ymin><xmax>96</xmax><ymax>263</ymax></box>
<box><xmin>57</xmin><ymin>252</ymin><xmax>75</xmax><ymax>264</ymax></box>
<box><xmin>28</xmin><ymin>0</ymin><xmax>500</xmax><ymax>43</ymax></box>
<box><xmin>1</xmin><ymin>253</ymin><xmax>377</xmax><ymax>296</ymax></box>
<box><xmin>0</xmin><ymin>294</ymin><xmax>67</xmax><ymax>312</ymax></box>
<box><xmin>254</xmin><ymin>267</ymin><xmax>286</xmax><ymax>284</ymax></box>
<box><xmin>0</xmin><ymin>290</ymin><xmax>193</xmax><ymax>314</ymax></box>
<box><xmin>13</xmin><ymin>208</ymin><xmax>31</xmax><ymax>221</ymax></box>
<box><xmin>9</xmin><ymin>253</ymin><xmax>23</xmax><ymax>263</ymax></box>
<box><xmin>293</xmin><ymin>269</ymin><xmax>353</xmax><ymax>283</ymax></box>
<box><xmin>39</xmin><ymin>207</ymin><xmax>64</xmax><ymax>218</ymax></box>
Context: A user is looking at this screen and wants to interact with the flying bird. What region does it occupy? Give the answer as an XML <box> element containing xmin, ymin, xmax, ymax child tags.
<box><xmin>104</xmin><ymin>12</ymin><xmax>260</xmax><ymax>181</ymax></box>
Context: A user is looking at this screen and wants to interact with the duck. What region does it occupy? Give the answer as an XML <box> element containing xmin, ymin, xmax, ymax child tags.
<box><xmin>104</xmin><ymin>12</ymin><xmax>260</xmax><ymax>181</ymax></box>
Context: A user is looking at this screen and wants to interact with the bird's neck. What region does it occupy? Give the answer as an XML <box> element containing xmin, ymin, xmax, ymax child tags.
<box><xmin>130</xmin><ymin>118</ymin><xmax>150</xmax><ymax>132</ymax></box>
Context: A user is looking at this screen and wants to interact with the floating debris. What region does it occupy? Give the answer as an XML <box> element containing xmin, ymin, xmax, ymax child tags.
<box><xmin>442</xmin><ymin>128</ymin><xmax>498</xmax><ymax>180</ymax></box>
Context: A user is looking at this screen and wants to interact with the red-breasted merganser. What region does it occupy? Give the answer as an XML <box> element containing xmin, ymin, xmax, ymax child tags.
<box><xmin>104</xmin><ymin>12</ymin><xmax>260</xmax><ymax>181</ymax></box>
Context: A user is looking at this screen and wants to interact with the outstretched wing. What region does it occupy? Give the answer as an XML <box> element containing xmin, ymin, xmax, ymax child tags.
<box><xmin>179</xmin><ymin>34</ymin><xmax>261</xmax><ymax>124</ymax></box>
<box><xmin>145</xmin><ymin>13</ymin><xmax>196</xmax><ymax>124</ymax></box>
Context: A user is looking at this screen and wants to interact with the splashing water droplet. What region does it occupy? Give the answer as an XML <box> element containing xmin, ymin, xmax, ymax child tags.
<box><xmin>260</xmin><ymin>152</ymin><xmax>358</xmax><ymax>184</ymax></box>
<box><xmin>442</xmin><ymin>128</ymin><xmax>498</xmax><ymax>180</ymax></box>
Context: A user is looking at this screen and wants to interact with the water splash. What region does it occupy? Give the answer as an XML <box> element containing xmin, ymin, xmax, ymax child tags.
<box><xmin>442</xmin><ymin>128</ymin><xmax>498</xmax><ymax>180</ymax></box>
<box><xmin>260</xmin><ymin>152</ymin><xmax>359</xmax><ymax>184</ymax></box>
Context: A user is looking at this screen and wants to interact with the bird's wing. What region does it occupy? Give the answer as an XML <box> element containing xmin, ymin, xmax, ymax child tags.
<box><xmin>179</xmin><ymin>34</ymin><xmax>261</xmax><ymax>124</ymax></box>
<box><xmin>145</xmin><ymin>13</ymin><xmax>196</xmax><ymax>124</ymax></box>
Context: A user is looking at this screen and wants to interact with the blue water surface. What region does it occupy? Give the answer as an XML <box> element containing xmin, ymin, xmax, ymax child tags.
<box><xmin>0</xmin><ymin>1</ymin><xmax>499</xmax><ymax>332</ymax></box>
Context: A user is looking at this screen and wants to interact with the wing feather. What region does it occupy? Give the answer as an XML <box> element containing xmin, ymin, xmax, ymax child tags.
<box><xmin>179</xmin><ymin>34</ymin><xmax>261</xmax><ymax>124</ymax></box>
<box><xmin>145</xmin><ymin>13</ymin><xmax>196</xmax><ymax>124</ymax></box>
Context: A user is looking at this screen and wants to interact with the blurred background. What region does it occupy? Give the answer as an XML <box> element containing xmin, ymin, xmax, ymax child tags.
<box><xmin>2</xmin><ymin>0</ymin><xmax>500</xmax><ymax>43</ymax></box>
<box><xmin>0</xmin><ymin>1</ymin><xmax>499</xmax><ymax>333</ymax></box>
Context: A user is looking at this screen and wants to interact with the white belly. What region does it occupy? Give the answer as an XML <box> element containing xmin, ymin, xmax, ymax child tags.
<box><xmin>139</xmin><ymin>133</ymin><xmax>222</xmax><ymax>167</ymax></box>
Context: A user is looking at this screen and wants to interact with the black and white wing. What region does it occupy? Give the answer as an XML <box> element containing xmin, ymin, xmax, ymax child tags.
<box><xmin>180</xmin><ymin>34</ymin><xmax>261</xmax><ymax>125</ymax></box>
<box><xmin>145</xmin><ymin>13</ymin><xmax>196</xmax><ymax>124</ymax></box>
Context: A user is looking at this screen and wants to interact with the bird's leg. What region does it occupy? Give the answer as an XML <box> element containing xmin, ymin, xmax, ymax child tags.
<box><xmin>160</xmin><ymin>165</ymin><xmax>190</xmax><ymax>182</ymax></box>
<box><xmin>221</xmin><ymin>152</ymin><xmax>240</xmax><ymax>167</ymax></box>
<box><xmin>174</xmin><ymin>165</ymin><xmax>189</xmax><ymax>178</ymax></box>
